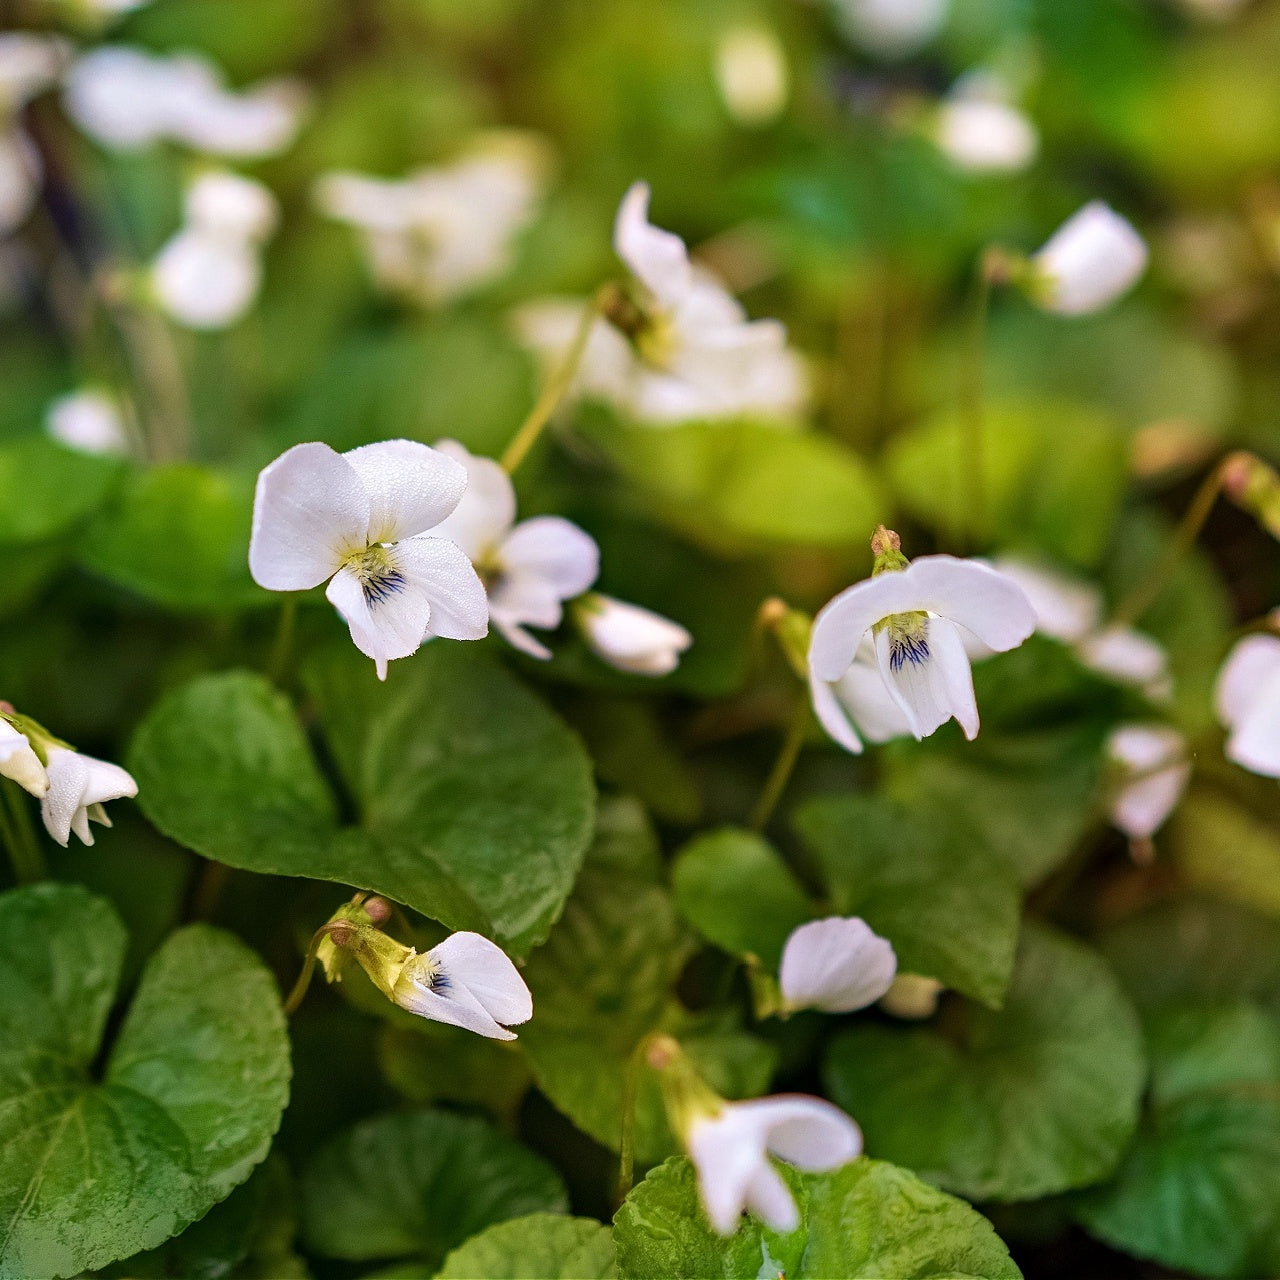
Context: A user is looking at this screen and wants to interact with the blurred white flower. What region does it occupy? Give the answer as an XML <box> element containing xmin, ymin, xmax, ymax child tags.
<box><xmin>880</xmin><ymin>973</ymin><xmax>944</xmax><ymax>1019</ymax></box>
<box><xmin>316</xmin><ymin>132</ymin><xmax>549</xmax><ymax>305</ymax></box>
<box><xmin>809</xmin><ymin>533</ymin><xmax>1036</xmax><ymax>747</ymax></box>
<box><xmin>41</xmin><ymin>744</ymin><xmax>137</xmax><ymax>846</ymax></box>
<box><xmin>687</xmin><ymin>1095</ymin><xmax>862</xmax><ymax>1235</ymax></box>
<box><xmin>573</xmin><ymin>592</ymin><xmax>692</xmax><ymax>676</ymax></box>
<box><xmin>987</xmin><ymin>557</ymin><xmax>1102</xmax><ymax>644</ymax></box>
<box><xmin>935</xmin><ymin>79</ymin><xmax>1038</xmax><ymax>175</ymax></box>
<box><xmin>0</xmin><ymin>719</ymin><xmax>48</xmax><ymax>797</ymax></box>
<box><xmin>249</xmin><ymin>439</ymin><xmax>488</xmax><ymax>680</ymax></box>
<box><xmin>430</xmin><ymin>439</ymin><xmax>599</xmax><ymax>659</ymax></box>
<box><xmin>1076</xmin><ymin>625</ymin><xmax>1172</xmax><ymax>702</ymax></box>
<box><xmin>46</xmin><ymin>388</ymin><xmax>129</xmax><ymax>456</ymax></box>
<box><xmin>0</xmin><ymin>32</ymin><xmax>67</xmax><ymax>114</ymax></box>
<box><xmin>0</xmin><ymin>127</ymin><xmax>41</xmax><ymax>235</ymax></box>
<box><xmin>65</xmin><ymin>47</ymin><xmax>306</xmax><ymax>157</ymax></box>
<box><xmin>150</xmin><ymin>170</ymin><xmax>277</xmax><ymax>329</ymax></box>
<box><xmin>714</xmin><ymin>25</ymin><xmax>789</xmax><ymax>126</ymax></box>
<box><xmin>391</xmin><ymin>931</ymin><xmax>532</xmax><ymax>1041</ymax></box>
<box><xmin>516</xmin><ymin>182</ymin><xmax>807</xmax><ymax>424</ymax></box>
<box><xmin>779</xmin><ymin>917</ymin><xmax>897</xmax><ymax>1014</ymax></box>
<box><xmin>1215</xmin><ymin>633</ymin><xmax>1280</xmax><ymax>778</ymax></box>
<box><xmin>830</xmin><ymin>0</ymin><xmax>950</xmax><ymax>59</ymax></box>
<box><xmin>1105</xmin><ymin>723</ymin><xmax>1191</xmax><ymax>841</ymax></box>
<box><xmin>1029</xmin><ymin>201</ymin><xmax>1148</xmax><ymax>315</ymax></box>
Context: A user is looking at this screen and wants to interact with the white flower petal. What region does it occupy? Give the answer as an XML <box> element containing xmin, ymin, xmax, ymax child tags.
<box><xmin>494</xmin><ymin>619</ymin><xmax>554</xmax><ymax>661</ymax></box>
<box><xmin>988</xmin><ymin>557</ymin><xmax>1103</xmax><ymax>644</ymax></box>
<box><xmin>936</xmin><ymin>99</ymin><xmax>1038</xmax><ymax>174</ymax></box>
<box><xmin>500</xmin><ymin>516</ymin><xmax>600</xmax><ymax>599</ymax></box>
<box><xmin>688</xmin><ymin>1112</ymin><xmax>764</xmax><ymax>1237</ymax></box>
<box><xmin>833</xmin><ymin>0</ymin><xmax>949</xmax><ymax>58</ymax></box>
<box><xmin>326</xmin><ymin>562</ymin><xmax>433</xmax><ymax>682</ymax></box>
<box><xmin>393</xmin><ymin>966</ymin><xmax>516</xmax><ymax>1040</ymax></box>
<box><xmin>152</xmin><ymin>229</ymin><xmax>262</xmax><ymax>330</ymax></box>
<box><xmin>900</xmin><ymin>557</ymin><xmax>1037</xmax><ymax>655</ymax></box>
<box><xmin>394</xmin><ymin>535</ymin><xmax>489</xmax><ymax>642</ymax></box>
<box><xmin>1106</xmin><ymin>724</ymin><xmax>1191</xmax><ymax>839</ymax></box>
<box><xmin>427</xmin><ymin>931</ymin><xmax>532</xmax><ymax>1027</ymax></box>
<box><xmin>578</xmin><ymin>595</ymin><xmax>692</xmax><ymax>676</ymax></box>
<box><xmin>874</xmin><ymin>617</ymin><xmax>979</xmax><ymax>741</ymax></box>
<box><xmin>0</xmin><ymin>722</ymin><xmax>48</xmax><ymax>796</ymax></box>
<box><xmin>1215</xmin><ymin>634</ymin><xmax>1280</xmax><ymax>731</ymax></box>
<box><xmin>614</xmin><ymin>181</ymin><xmax>693</xmax><ymax>307</ymax></box>
<box><xmin>429</xmin><ymin>440</ymin><xmax>517</xmax><ymax>560</ymax></box>
<box><xmin>1032</xmin><ymin>201</ymin><xmax>1148</xmax><ymax>316</ymax></box>
<box><xmin>742</xmin><ymin>1162</ymin><xmax>799</xmax><ymax>1233</ymax></box>
<box><xmin>184</xmin><ymin>170</ymin><xmax>277</xmax><ymax>242</ymax></box>
<box><xmin>753</xmin><ymin>1095</ymin><xmax>863</xmax><ymax>1170</ymax></box>
<box><xmin>342</xmin><ymin>439</ymin><xmax>468</xmax><ymax>545</ymax></box>
<box><xmin>1077</xmin><ymin>626</ymin><xmax>1169</xmax><ymax>691</ymax></box>
<box><xmin>46</xmin><ymin>390</ymin><xmax>129</xmax><ymax>457</ymax></box>
<box><xmin>809</xmin><ymin>671</ymin><xmax>866</xmax><ymax>754</ymax></box>
<box><xmin>779</xmin><ymin>917</ymin><xmax>897</xmax><ymax>1014</ymax></box>
<box><xmin>40</xmin><ymin>746</ymin><xmax>136</xmax><ymax>847</ymax></box>
<box><xmin>249</xmin><ymin>442</ymin><xmax>369</xmax><ymax>591</ymax></box>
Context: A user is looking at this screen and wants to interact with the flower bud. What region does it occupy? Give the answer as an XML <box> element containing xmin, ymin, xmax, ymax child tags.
<box><xmin>573</xmin><ymin>593</ymin><xmax>692</xmax><ymax>677</ymax></box>
<box><xmin>1028</xmin><ymin>202</ymin><xmax>1148</xmax><ymax>316</ymax></box>
<box><xmin>1223</xmin><ymin>451</ymin><xmax>1280</xmax><ymax>541</ymax></box>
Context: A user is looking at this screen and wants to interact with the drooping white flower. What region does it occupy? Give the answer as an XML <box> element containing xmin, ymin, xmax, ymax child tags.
<box><xmin>1029</xmin><ymin>201</ymin><xmax>1148</xmax><ymax>316</ymax></box>
<box><xmin>0</xmin><ymin>719</ymin><xmax>48</xmax><ymax>797</ymax></box>
<box><xmin>41</xmin><ymin>744</ymin><xmax>137</xmax><ymax>846</ymax></box>
<box><xmin>45</xmin><ymin>388</ymin><xmax>130</xmax><ymax>456</ymax></box>
<box><xmin>248</xmin><ymin>440</ymin><xmax>488</xmax><ymax>680</ymax></box>
<box><xmin>150</xmin><ymin>170</ymin><xmax>277</xmax><ymax>329</ymax></box>
<box><xmin>779</xmin><ymin>917</ymin><xmax>897</xmax><ymax>1014</ymax></box>
<box><xmin>515</xmin><ymin>183</ymin><xmax>807</xmax><ymax>425</ymax></box>
<box><xmin>573</xmin><ymin>592</ymin><xmax>692</xmax><ymax>677</ymax></box>
<box><xmin>714</xmin><ymin>26</ymin><xmax>789</xmax><ymax>126</ymax></box>
<box><xmin>1215</xmin><ymin>633</ymin><xmax>1280</xmax><ymax>778</ymax></box>
<box><xmin>1076</xmin><ymin>625</ymin><xmax>1172</xmax><ymax>702</ymax></box>
<box><xmin>65</xmin><ymin>47</ymin><xmax>306</xmax><ymax>158</ymax></box>
<box><xmin>1105</xmin><ymin>723</ymin><xmax>1191</xmax><ymax>840</ymax></box>
<box><xmin>316</xmin><ymin>132</ymin><xmax>550</xmax><ymax>306</ymax></box>
<box><xmin>935</xmin><ymin>81</ymin><xmax>1038</xmax><ymax>176</ymax></box>
<box><xmin>880</xmin><ymin>973</ymin><xmax>944</xmax><ymax>1020</ymax></box>
<box><xmin>429</xmin><ymin>440</ymin><xmax>599</xmax><ymax>659</ymax></box>
<box><xmin>830</xmin><ymin>0</ymin><xmax>950</xmax><ymax>59</ymax></box>
<box><xmin>391</xmin><ymin>931</ymin><xmax>532</xmax><ymax>1041</ymax></box>
<box><xmin>809</xmin><ymin>533</ymin><xmax>1036</xmax><ymax>746</ymax></box>
<box><xmin>687</xmin><ymin>1096</ymin><xmax>863</xmax><ymax>1235</ymax></box>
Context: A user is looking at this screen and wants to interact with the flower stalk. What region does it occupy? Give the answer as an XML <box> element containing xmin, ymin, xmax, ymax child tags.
<box><xmin>0</xmin><ymin>778</ymin><xmax>46</xmax><ymax>884</ymax></box>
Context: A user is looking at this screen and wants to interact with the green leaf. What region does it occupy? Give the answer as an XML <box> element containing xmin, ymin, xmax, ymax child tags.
<box><xmin>584</xmin><ymin>417</ymin><xmax>884</xmax><ymax>550</ymax></box>
<box><xmin>883</xmin><ymin>398</ymin><xmax>1126</xmax><ymax>566</ymax></box>
<box><xmin>128</xmin><ymin>645</ymin><xmax>596</xmax><ymax>952</ymax></box>
<box><xmin>793</xmin><ymin>795</ymin><xmax>1021</xmax><ymax>1008</ymax></box>
<box><xmin>520</xmin><ymin>813</ymin><xmax>775</xmax><ymax>1163</ymax></box>
<box><xmin>1074</xmin><ymin>1003</ymin><xmax>1280</xmax><ymax>1279</ymax></box>
<box><xmin>671</xmin><ymin>829</ymin><xmax>813</xmax><ymax>970</ymax></box>
<box><xmin>824</xmin><ymin>924</ymin><xmax>1145</xmax><ymax>1202</ymax></box>
<box><xmin>1168</xmin><ymin>791</ymin><xmax>1280</xmax><ymax>919</ymax></box>
<box><xmin>298</xmin><ymin>1109</ymin><xmax>567</xmax><ymax>1269</ymax></box>
<box><xmin>0</xmin><ymin>437</ymin><xmax>122</xmax><ymax>544</ymax></box>
<box><xmin>612</xmin><ymin>1157</ymin><xmax>1023</xmax><ymax>1279</ymax></box>
<box><xmin>0</xmin><ymin>883</ymin><xmax>290</xmax><ymax>1280</ymax></box>
<box><xmin>436</xmin><ymin>1214</ymin><xmax>615</xmax><ymax>1279</ymax></box>
<box><xmin>79</xmin><ymin>464</ymin><xmax>264</xmax><ymax>612</ymax></box>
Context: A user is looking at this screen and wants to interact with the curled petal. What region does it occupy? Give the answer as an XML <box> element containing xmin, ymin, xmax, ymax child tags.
<box><xmin>429</xmin><ymin>932</ymin><xmax>532</xmax><ymax>1027</ymax></box>
<box><xmin>779</xmin><ymin>917</ymin><xmax>897</xmax><ymax>1014</ymax></box>
<box><xmin>249</xmin><ymin>442</ymin><xmax>369</xmax><ymax>591</ymax></box>
<box><xmin>613</xmin><ymin>181</ymin><xmax>692</xmax><ymax>306</ymax></box>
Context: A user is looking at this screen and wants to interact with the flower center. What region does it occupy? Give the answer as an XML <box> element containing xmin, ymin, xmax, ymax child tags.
<box><xmin>878</xmin><ymin>611</ymin><xmax>930</xmax><ymax>671</ymax></box>
<box><xmin>345</xmin><ymin>544</ymin><xmax>407</xmax><ymax>607</ymax></box>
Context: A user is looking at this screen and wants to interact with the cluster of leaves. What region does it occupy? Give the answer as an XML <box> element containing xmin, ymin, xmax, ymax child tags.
<box><xmin>3</xmin><ymin>0</ymin><xmax>1280</xmax><ymax>1278</ymax></box>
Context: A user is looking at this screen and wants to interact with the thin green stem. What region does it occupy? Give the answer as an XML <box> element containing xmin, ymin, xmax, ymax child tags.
<box><xmin>959</xmin><ymin>261</ymin><xmax>993</xmax><ymax>550</ymax></box>
<box><xmin>283</xmin><ymin>923</ymin><xmax>339</xmax><ymax>1016</ymax></box>
<box><xmin>501</xmin><ymin>286</ymin><xmax>607</xmax><ymax>475</ymax></box>
<box><xmin>615</xmin><ymin>1036</ymin><xmax>648</xmax><ymax>1207</ymax></box>
<box><xmin>1</xmin><ymin>779</ymin><xmax>47</xmax><ymax>883</ymax></box>
<box><xmin>750</xmin><ymin>700</ymin><xmax>811</xmax><ymax>832</ymax></box>
<box><xmin>268</xmin><ymin>595</ymin><xmax>299</xmax><ymax>686</ymax></box>
<box><xmin>1110</xmin><ymin>457</ymin><xmax>1231</xmax><ymax>630</ymax></box>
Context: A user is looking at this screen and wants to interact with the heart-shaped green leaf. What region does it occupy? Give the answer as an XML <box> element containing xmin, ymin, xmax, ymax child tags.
<box><xmin>824</xmin><ymin>923</ymin><xmax>1145</xmax><ymax>1202</ymax></box>
<box><xmin>0</xmin><ymin>883</ymin><xmax>290</xmax><ymax>1280</ymax></box>
<box><xmin>437</xmin><ymin>1214</ymin><xmax>615</xmax><ymax>1279</ymax></box>
<box><xmin>128</xmin><ymin>644</ymin><xmax>596</xmax><ymax>952</ymax></box>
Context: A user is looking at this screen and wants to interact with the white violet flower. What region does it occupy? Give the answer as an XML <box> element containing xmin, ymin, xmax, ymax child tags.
<box><xmin>1215</xmin><ymin>633</ymin><xmax>1280</xmax><ymax>778</ymax></box>
<box><xmin>516</xmin><ymin>182</ymin><xmax>806</xmax><ymax>424</ymax></box>
<box><xmin>1105</xmin><ymin>723</ymin><xmax>1191</xmax><ymax>841</ymax></box>
<box><xmin>0</xmin><ymin>719</ymin><xmax>48</xmax><ymax>797</ymax></box>
<box><xmin>65</xmin><ymin>46</ymin><xmax>306</xmax><ymax>157</ymax></box>
<box><xmin>391</xmin><ymin>931</ymin><xmax>533</xmax><ymax>1041</ymax></box>
<box><xmin>316</xmin><ymin>132</ymin><xmax>549</xmax><ymax>306</ymax></box>
<box><xmin>830</xmin><ymin>0</ymin><xmax>950</xmax><ymax>59</ymax></box>
<box><xmin>46</xmin><ymin>389</ymin><xmax>130</xmax><ymax>456</ymax></box>
<box><xmin>1076</xmin><ymin>625</ymin><xmax>1172</xmax><ymax>702</ymax></box>
<box><xmin>935</xmin><ymin>92</ymin><xmax>1038</xmax><ymax>176</ymax></box>
<box><xmin>573</xmin><ymin>592</ymin><xmax>692</xmax><ymax>677</ymax></box>
<box><xmin>41</xmin><ymin>744</ymin><xmax>137</xmax><ymax>846</ymax></box>
<box><xmin>779</xmin><ymin>917</ymin><xmax>897</xmax><ymax>1014</ymax></box>
<box><xmin>687</xmin><ymin>1096</ymin><xmax>863</xmax><ymax>1235</ymax></box>
<box><xmin>248</xmin><ymin>439</ymin><xmax>488</xmax><ymax>680</ymax></box>
<box><xmin>430</xmin><ymin>439</ymin><xmax>599</xmax><ymax>659</ymax></box>
<box><xmin>808</xmin><ymin>528</ymin><xmax>1036</xmax><ymax>749</ymax></box>
<box><xmin>1028</xmin><ymin>201</ymin><xmax>1148</xmax><ymax>316</ymax></box>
